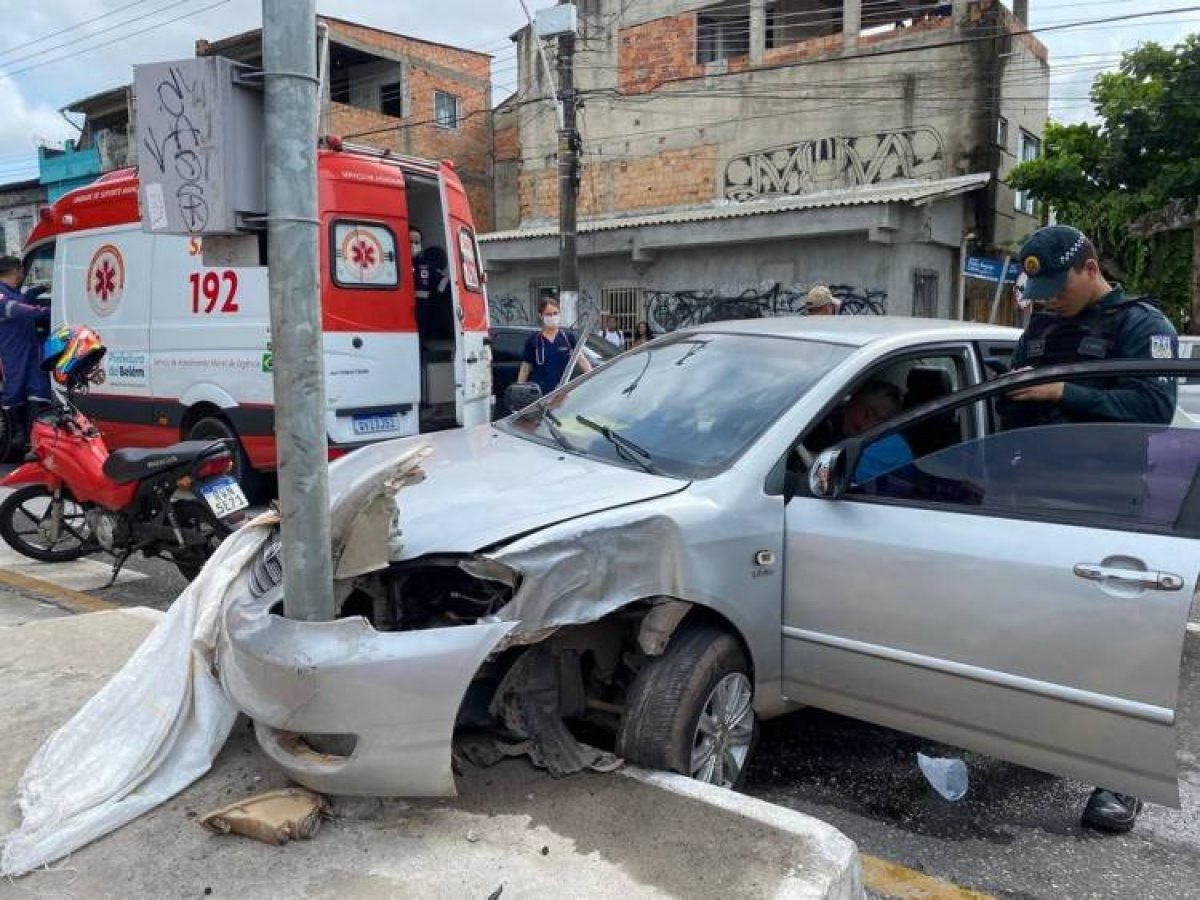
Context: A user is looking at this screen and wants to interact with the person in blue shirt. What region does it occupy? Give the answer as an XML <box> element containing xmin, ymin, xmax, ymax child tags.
<box><xmin>516</xmin><ymin>296</ymin><xmax>591</xmax><ymax>397</ymax></box>
<box><xmin>843</xmin><ymin>380</ymin><xmax>913</xmax><ymax>484</ymax></box>
<box><xmin>0</xmin><ymin>256</ymin><xmax>51</xmax><ymax>449</ymax></box>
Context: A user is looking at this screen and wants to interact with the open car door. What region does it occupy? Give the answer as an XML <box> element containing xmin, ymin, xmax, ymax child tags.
<box><xmin>783</xmin><ymin>359</ymin><xmax>1199</xmax><ymax>806</ymax></box>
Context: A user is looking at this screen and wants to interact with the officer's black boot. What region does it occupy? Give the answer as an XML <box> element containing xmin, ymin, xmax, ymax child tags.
<box><xmin>1081</xmin><ymin>788</ymin><xmax>1142</xmax><ymax>833</ymax></box>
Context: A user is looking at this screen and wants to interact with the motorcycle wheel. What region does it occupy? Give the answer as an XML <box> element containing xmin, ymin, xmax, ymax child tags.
<box><xmin>0</xmin><ymin>485</ymin><xmax>95</xmax><ymax>562</ymax></box>
<box><xmin>169</xmin><ymin>499</ymin><xmax>233</xmax><ymax>582</ymax></box>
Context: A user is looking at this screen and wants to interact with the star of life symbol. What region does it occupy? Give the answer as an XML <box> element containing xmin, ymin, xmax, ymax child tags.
<box><xmin>85</xmin><ymin>244</ymin><xmax>125</xmax><ymax>317</ymax></box>
<box><xmin>343</xmin><ymin>229</ymin><xmax>383</xmax><ymax>279</ymax></box>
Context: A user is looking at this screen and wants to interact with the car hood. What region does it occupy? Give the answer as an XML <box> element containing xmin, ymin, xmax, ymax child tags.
<box><xmin>329</xmin><ymin>425</ymin><xmax>687</xmax><ymax>560</ymax></box>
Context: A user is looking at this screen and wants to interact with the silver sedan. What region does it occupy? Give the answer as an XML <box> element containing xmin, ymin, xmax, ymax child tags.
<box><xmin>219</xmin><ymin>317</ymin><xmax>1198</xmax><ymax>806</ymax></box>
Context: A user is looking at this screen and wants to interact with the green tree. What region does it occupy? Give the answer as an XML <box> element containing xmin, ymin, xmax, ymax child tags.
<box><xmin>1009</xmin><ymin>36</ymin><xmax>1200</xmax><ymax>326</ymax></box>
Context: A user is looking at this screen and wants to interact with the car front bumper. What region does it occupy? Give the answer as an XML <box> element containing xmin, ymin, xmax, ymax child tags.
<box><xmin>219</xmin><ymin>576</ymin><xmax>515</xmax><ymax>797</ymax></box>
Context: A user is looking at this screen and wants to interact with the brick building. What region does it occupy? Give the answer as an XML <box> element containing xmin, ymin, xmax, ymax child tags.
<box><xmin>57</xmin><ymin>16</ymin><xmax>495</xmax><ymax>229</ymax></box>
<box><xmin>482</xmin><ymin>0</ymin><xmax>1048</xmax><ymax>327</ymax></box>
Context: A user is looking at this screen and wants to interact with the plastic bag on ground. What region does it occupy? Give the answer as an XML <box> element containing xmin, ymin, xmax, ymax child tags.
<box><xmin>1</xmin><ymin>518</ymin><xmax>274</xmax><ymax>877</ymax></box>
<box><xmin>917</xmin><ymin>752</ymin><xmax>969</xmax><ymax>801</ymax></box>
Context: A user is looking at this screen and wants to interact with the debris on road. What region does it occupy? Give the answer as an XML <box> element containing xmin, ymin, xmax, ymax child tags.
<box><xmin>200</xmin><ymin>787</ymin><xmax>327</xmax><ymax>846</ymax></box>
<box><xmin>917</xmin><ymin>752</ymin><xmax>969</xmax><ymax>801</ymax></box>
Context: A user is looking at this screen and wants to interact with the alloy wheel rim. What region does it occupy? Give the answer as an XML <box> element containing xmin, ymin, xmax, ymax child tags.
<box><xmin>690</xmin><ymin>671</ymin><xmax>754</xmax><ymax>788</ymax></box>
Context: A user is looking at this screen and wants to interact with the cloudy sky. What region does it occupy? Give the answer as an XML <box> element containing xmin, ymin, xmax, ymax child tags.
<box><xmin>1</xmin><ymin>0</ymin><xmax>1197</xmax><ymax>185</ymax></box>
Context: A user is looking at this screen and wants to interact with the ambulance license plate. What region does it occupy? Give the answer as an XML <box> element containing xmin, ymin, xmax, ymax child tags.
<box><xmin>353</xmin><ymin>412</ymin><xmax>400</xmax><ymax>435</ymax></box>
<box><xmin>199</xmin><ymin>476</ymin><xmax>250</xmax><ymax>518</ymax></box>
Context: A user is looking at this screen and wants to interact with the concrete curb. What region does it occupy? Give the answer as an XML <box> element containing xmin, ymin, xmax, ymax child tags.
<box><xmin>620</xmin><ymin>766</ymin><xmax>863</xmax><ymax>899</ymax></box>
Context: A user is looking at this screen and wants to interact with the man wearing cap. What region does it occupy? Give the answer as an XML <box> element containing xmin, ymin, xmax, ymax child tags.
<box><xmin>1006</xmin><ymin>224</ymin><xmax>1177</xmax><ymax>427</ymax></box>
<box><xmin>1005</xmin><ymin>224</ymin><xmax>1177</xmax><ymax>835</ymax></box>
<box><xmin>805</xmin><ymin>285</ymin><xmax>839</xmax><ymax>316</ymax></box>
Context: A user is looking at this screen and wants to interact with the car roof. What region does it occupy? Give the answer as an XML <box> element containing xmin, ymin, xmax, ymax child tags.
<box><xmin>685</xmin><ymin>315</ymin><xmax>1022</xmax><ymax>347</ymax></box>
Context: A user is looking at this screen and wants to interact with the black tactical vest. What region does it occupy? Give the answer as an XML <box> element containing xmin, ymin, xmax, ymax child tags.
<box><xmin>1022</xmin><ymin>295</ymin><xmax>1145</xmax><ymax>367</ymax></box>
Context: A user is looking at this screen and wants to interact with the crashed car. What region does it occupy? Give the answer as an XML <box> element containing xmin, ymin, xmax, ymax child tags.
<box><xmin>218</xmin><ymin>317</ymin><xmax>1199</xmax><ymax>806</ymax></box>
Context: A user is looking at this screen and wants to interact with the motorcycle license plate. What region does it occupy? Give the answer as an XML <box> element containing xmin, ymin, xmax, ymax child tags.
<box><xmin>353</xmin><ymin>412</ymin><xmax>400</xmax><ymax>436</ymax></box>
<box><xmin>199</xmin><ymin>475</ymin><xmax>249</xmax><ymax>518</ymax></box>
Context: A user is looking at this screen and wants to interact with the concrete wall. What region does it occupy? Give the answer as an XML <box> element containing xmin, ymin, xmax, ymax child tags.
<box><xmin>484</xmin><ymin>230</ymin><xmax>957</xmax><ymax>324</ymax></box>
<box><xmin>503</xmin><ymin>0</ymin><xmax>1048</xmax><ymax>255</ymax></box>
<box><xmin>0</xmin><ymin>183</ymin><xmax>45</xmax><ymax>256</ymax></box>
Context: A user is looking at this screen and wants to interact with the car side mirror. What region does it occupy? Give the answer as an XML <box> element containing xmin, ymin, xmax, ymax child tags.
<box><xmin>504</xmin><ymin>382</ymin><xmax>542</xmax><ymax>414</ymax></box>
<box><xmin>808</xmin><ymin>447</ymin><xmax>848</xmax><ymax>500</ymax></box>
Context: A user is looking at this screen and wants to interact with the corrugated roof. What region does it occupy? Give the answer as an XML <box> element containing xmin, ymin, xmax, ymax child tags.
<box><xmin>479</xmin><ymin>173</ymin><xmax>991</xmax><ymax>242</ymax></box>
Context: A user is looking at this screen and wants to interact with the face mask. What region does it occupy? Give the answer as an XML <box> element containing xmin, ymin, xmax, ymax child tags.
<box><xmin>543</xmin><ymin>314</ymin><xmax>561</xmax><ymax>327</ymax></box>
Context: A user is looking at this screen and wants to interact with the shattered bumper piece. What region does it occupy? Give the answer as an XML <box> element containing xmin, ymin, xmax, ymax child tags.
<box><xmin>218</xmin><ymin>583</ymin><xmax>515</xmax><ymax>797</ymax></box>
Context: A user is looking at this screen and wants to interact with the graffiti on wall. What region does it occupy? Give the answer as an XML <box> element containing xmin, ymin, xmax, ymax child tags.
<box><xmin>488</xmin><ymin>283</ymin><xmax>887</xmax><ymax>335</ymax></box>
<box><xmin>643</xmin><ymin>283</ymin><xmax>886</xmax><ymax>333</ymax></box>
<box><xmin>723</xmin><ymin>127</ymin><xmax>947</xmax><ymax>201</ymax></box>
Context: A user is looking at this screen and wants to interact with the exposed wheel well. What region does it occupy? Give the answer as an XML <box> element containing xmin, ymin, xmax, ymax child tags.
<box><xmin>180</xmin><ymin>402</ymin><xmax>229</xmax><ymax>440</ymax></box>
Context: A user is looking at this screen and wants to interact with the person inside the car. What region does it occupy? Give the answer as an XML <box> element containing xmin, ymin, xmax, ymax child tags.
<box><xmin>843</xmin><ymin>380</ymin><xmax>912</xmax><ymax>484</ymax></box>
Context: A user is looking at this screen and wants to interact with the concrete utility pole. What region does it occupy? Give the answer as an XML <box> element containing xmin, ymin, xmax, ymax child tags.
<box><xmin>556</xmin><ymin>1</ymin><xmax>581</xmax><ymax>326</ymax></box>
<box><xmin>263</xmin><ymin>0</ymin><xmax>335</xmax><ymax>621</ymax></box>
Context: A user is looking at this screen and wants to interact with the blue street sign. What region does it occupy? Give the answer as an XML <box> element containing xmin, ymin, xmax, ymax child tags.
<box><xmin>963</xmin><ymin>256</ymin><xmax>1020</xmax><ymax>283</ymax></box>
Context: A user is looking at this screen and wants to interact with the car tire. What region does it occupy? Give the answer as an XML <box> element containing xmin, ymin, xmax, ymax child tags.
<box><xmin>616</xmin><ymin>623</ymin><xmax>757</xmax><ymax>789</ymax></box>
<box><xmin>187</xmin><ymin>415</ymin><xmax>263</xmax><ymax>503</ymax></box>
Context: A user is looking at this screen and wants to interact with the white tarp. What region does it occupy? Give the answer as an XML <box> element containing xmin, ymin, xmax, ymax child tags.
<box><xmin>0</xmin><ymin>518</ymin><xmax>273</xmax><ymax>877</ymax></box>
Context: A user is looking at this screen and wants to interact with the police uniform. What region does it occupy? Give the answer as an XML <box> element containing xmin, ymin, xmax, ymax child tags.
<box><xmin>1007</xmin><ymin>229</ymin><xmax>1177</xmax><ymax>428</ymax></box>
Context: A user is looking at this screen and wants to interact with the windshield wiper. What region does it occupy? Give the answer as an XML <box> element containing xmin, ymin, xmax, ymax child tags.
<box><xmin>574</xmin><ymin>415</ymin><xmax>664</xmax><ymax>475</ymax></box>
<box><xmin>519</xmin><ymin>398</ymin><xmax>575</xmax><ymax>452</ymax></box>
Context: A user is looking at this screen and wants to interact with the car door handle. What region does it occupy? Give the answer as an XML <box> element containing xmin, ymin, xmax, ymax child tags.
<box><xmin>1073</xmin><ymin>564</ymin><xmax>1184</xmax><ymax>591</ymax></box>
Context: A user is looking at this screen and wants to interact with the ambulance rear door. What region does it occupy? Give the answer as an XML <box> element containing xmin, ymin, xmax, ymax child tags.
<box><xmin>439</xmin><ymin>166</ymin><xmax>491</xmax><ymax>428</ymax></box>
<box><xmin>321</xmin><ymin>158</ymin><xmax>419</xmax><ymax>445</ymax></box>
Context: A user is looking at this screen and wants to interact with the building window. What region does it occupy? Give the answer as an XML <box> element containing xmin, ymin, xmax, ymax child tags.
<box><xmin>1015</xmin><ymin>131</ymin><xmax>1041</xmax><ymax>215</ymax></box>
<box><xmin>996</xmin><ymin>116</ymin><xmax>1009</xmax><ymax>149</ymax></box>
<box><xmin>600</xmin><ymin>285</ymin><xmax>642</xmax><ymax>335</ymax></box>
<box><xmin>379</xmin><ymin>81</ymin><xmax>404</xmax><ymax>118</ymax></box>
<box><xmin>912</xmin><ymin>269</ymin><xmax>939</xmax><ymax>318</ymax></box>
<box><xmin>435</xmin><ymin>91</ymin><xmax>461</xmax><ymax>129</ymax></box>
<box><xmin>697</xmin><ymin>1</ymin><xmax>752</xmax><ymax>64</ymax></box>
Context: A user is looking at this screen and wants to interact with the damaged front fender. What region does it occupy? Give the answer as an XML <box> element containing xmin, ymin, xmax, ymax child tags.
<box><xmin>219</xmin><ymin>588</ymin><xmax>515</xmax><ymax>797</ymax></box>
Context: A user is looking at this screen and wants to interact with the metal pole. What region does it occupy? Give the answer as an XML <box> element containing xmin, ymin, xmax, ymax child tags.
<box><xmin>987</xmin><ymin>254</ymin><xmax>1013</xmax><ymax>324</ymax></box>
<box><xmin>263</xmin><ymin>0</ymin><xmax>334</xmax><ymax>621</ymax></box>
<box><xmin>556</xmin><ymin>12</ymin><xmax>580</xmax><ymax>327</ymax></box>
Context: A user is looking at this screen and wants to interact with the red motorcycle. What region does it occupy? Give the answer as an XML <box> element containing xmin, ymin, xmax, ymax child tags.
<box><xmin>0</xmin><ymin>327</ymin><xmax>247</xmax><ymax>581</ymax></box>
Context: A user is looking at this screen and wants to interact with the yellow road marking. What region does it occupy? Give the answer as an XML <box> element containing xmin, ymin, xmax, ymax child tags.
<box><xmin>0</xmin><ymin>567</ymin><xmax>119</xmax><ymax>615</ymax></box>
<box><xmin>863</xmin><ymin>854</ymin><xmax>995</xmax><ymax>899</ymax></box>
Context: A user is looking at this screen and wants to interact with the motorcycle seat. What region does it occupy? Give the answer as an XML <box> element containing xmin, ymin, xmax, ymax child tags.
<box><xmin>103</xmin><ymin>440</ymin><xmax>227</xmax><ymax>485</ymax></box>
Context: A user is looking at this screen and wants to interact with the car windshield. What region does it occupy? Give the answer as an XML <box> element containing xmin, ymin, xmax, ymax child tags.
<box><xmin>499</xmin><ymin>332</ymin><xmax>850</xmax><ymax>479</ymax></box>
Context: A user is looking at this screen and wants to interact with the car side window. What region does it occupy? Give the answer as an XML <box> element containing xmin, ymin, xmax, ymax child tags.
<box><xmin>491</xmin><ymin>330</ymin><xmax>526</xmax><ymax>364</ymax></box>
<box><xmin>801</xmin><ymin>350</ymin><xmax>975</xmax><ymax>462</ymax></box>
<box><xmin>850</xmin><ymin>421</ymin><xmax>1200</xmax><ymax>537</ymax></box>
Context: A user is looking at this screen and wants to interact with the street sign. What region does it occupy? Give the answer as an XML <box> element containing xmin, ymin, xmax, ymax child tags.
<box><xmin>963</xmin><ymin>255</ymin><xmax>1020</xmax><ymax>283</ymax></box>
<box><xmin>134</xmin><ymin>57</ymin><xmax>265</xmax><ymax>235</ymax></box>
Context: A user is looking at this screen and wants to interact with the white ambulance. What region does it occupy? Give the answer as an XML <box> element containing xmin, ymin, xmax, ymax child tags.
<box><xmin>22</xmin><ymin>143</ymin><xmax>492</xmax><ymax>490</ymax></box>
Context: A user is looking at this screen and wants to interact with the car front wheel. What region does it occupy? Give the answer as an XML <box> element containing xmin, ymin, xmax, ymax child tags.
<box><xmin>616</xmin><ymin>623</ymin><xmax>757</xmax><ymax>789</ymax></box>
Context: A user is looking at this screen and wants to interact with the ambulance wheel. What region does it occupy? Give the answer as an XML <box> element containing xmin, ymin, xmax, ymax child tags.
<box><xmin>187</xmin><ymin>416</ymin><xmax>263</xmax><ymax>503</ymax></box>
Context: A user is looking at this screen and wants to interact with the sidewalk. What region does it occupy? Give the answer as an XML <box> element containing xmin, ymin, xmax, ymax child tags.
<box><xmin>0</xmin><ymin>598</ymin><xmax>863</xmax><ymax>899</ymax></box>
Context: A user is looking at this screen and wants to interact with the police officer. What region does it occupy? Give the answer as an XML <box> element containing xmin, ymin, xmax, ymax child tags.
<box><xmin>0</xmin><ymin>256</ymin><xmax>51</xmax><ymax>451</ymax></box>
<box><xmin>1007</xmin><ymin>225</ymin><xmax>1177</xmax><ymax>834</ymax></box>
<box><xmin>1007</xmin><ymin>225</ymin><xmax>1177</xmax><ymax>426</ymax></box>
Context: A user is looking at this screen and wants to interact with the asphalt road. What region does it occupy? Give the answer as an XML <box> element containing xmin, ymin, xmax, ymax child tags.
<box><xmin>0</xmin><ymin>470</ymin><xmax>1196</xmax><ymax>899</ymax></box>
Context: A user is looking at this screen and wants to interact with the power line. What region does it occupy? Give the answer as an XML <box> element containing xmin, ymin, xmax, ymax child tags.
<box><xmin>0</xmin><ymin>0</ymin><xmax>207</xmax><ymax>69</ymax></box>
<box><xmin>0</xmin><ymin>0</ymin><xmax>155</xmax><ymax>57</ymax></box>
<box><xmin>1</xmin><ymin>0</ymin><xmax>235</xmax><ymax>78</ymax></box>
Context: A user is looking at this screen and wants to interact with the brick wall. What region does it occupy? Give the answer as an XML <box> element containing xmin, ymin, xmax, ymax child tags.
<box><xmin>325</xmin><ymin>19</ymin><xmax>490</xmax><ymax>81</ymax></box>
<box><xmin>618</xmin><ymin>14</ymin><xmax>703</xmax><ymax>95</ymax></box>
<box><xmin>519</xmin><ymin>145</ymin><xmax>719</xmax><ymax>221</ymax></box>
<box><xmin>494</xmin><ymin>125</ymin><xmax>520</xmax><ymax>163</ymax></box>
<box><xmin>331</xmin><ymin>102</ymin><xmax>495</xmax><ymax>231</ymax></box>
